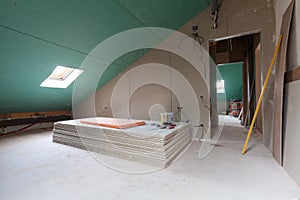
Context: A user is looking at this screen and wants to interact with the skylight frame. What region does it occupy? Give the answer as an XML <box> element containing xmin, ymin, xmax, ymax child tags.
<box><xmin>40</xmin><ymin>66</ymin><xmax>83</xmax><ymax>89</ymax></box>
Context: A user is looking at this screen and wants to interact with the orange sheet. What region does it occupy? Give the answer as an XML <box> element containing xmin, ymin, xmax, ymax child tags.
<box><xmin>80</xmin><ymin>118</ymin><xmax>146</xmax><ymax>129</ymax></box>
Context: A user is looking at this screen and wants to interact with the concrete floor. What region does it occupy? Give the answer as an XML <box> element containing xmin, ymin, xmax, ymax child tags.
<box><xmin>1</xmin><ymin>116</ymin><xmax>300</xmax><ymax>200</ymax></box>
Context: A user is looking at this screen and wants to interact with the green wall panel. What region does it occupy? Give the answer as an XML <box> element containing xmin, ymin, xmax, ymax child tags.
<box><xmin>0</xmin><ymin>0</ymin><xmax>209</xmax><ymax>113</ymax></box>
<box><xmin>217</xmin><ymin>62</ymin><xmax>243</xmax><ymax>102</ymax></box>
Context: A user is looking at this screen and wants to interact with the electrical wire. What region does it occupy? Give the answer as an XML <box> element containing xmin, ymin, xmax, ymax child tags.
<box><xmin>192</xmin><ymin>38</ymin><xmax>207</xmax><ymax>79</ymax></box>
<box><xmin>177</xmin><ymin>32</ymin><xmax>207</xmax><ymax>80</ymax></box>
<box><xmin>200</xmin><ymin>97</ymin><xmax>211</xmax><ymax>111</ymax></box>
<box><xmin>198</xmin><ymin>125</ymin><xmax>206</xmax><ymax>143</ymax></box>
<box><xmin>0</xmin><ymin>120</ymin><xmax>55</xmax><ymax>137</ymax></box>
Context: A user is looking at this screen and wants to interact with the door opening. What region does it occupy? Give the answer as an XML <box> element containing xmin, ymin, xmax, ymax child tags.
<box><xmin>209</xmin><ymin>31</ymin><xmax>262</xmax><ymax>134</ymax></box>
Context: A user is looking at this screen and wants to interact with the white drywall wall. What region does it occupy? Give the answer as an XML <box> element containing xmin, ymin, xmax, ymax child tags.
<box><xmin>277</xmin><ymin>0</ymin><xmax>300</xmax><ymax>186</ymax></box>
<box><xmin>178</xmin><ymin>0</ymin><xmax>276</xmax><ymax>147</ymax></box>
<box><xmin>74</xmin><ymin>0</ymin><xmax>276</xmax><ymax>143</ymax></box>
<box><xmin>283</xmin><ymin>80</ymin><xmax>300</xmax><ymax>185</ymax></box>
<box><xmin>276</xmin><ymin>0</ymin><xmax>300</xmax><ymax>70</ymax></box>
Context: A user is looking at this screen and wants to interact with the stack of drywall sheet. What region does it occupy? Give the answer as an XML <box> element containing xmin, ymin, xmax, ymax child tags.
<box><xmin>53</xmin><ymin>117</ymin><xmax>191</xmax><ymax>167</ymax></box>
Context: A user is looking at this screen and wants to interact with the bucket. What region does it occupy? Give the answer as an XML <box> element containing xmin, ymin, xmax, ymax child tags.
<box><xmin>160</xmin><ymin>112</ymin><xmax>173</xmax><ymax>124</ymax></box>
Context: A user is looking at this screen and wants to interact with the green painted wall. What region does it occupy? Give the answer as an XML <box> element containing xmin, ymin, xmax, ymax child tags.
<box><xmin>0</xmin><ymin>0</ymin><xmax>210</xmax><ymax>113</ymax></box>
<box><xmin>217</xmin><ymin>62</ymin><xmax>243</xmax><ymax>102</ymax></box>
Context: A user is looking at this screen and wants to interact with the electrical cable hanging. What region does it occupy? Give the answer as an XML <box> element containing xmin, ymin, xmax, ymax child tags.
<box><xmin>177</xmin><ymin>25</ymin><xmax>207</xmax><ymax>80</ymax></box>
<box><xmin>211</xmin><ymin>0</ymin><xmax>219</xmax><ymax>29</ymax></box>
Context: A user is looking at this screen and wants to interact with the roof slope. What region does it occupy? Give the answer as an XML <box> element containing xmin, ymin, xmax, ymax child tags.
<box><xmin>0</xmin><ymin>0</ymin><xmax>209</xmax><ymax>113</ymax></box>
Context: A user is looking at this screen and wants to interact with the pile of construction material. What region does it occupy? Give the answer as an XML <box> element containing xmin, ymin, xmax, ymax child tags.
<box><xmin>53</xmin><ymin>117</ymin><xmax>191</xmax><ymax>167</ymax></box>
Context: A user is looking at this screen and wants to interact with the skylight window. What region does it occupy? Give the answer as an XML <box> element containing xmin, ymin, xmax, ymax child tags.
<box><xmin>40</xmin><ymin>66</ymin><xmax>83</xmax><ymax>88</ymax></box>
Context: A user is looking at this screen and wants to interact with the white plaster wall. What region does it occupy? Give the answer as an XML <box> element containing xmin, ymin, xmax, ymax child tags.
<box><xmin>217</xmin><ymin>101</ymin><xmax>227</xmax><ymax>114</ymax></box>
<box><xmin>74</xmin><ymin>50</ymin><xmax>209</xmax><ymax>139</ymax></box>
<box><xmin>179</xmin><ymin>0</ymin><xmax>276</xmax><ymax>146</ymax></box>
<box><xmin>276</xmin><ymin>0</ymin><xmax>300</xmax><ymax>70</ymax></box>
<box><xmin>74</xmin><ymin>0</ymin><xmax>276</xmax><ymax>142</ymax></box>
<box><xmin>287</xmin><ymin>0</ymin><xmax>300</xmax><ymax>70</ymax></box>
<box><xmin>283</xmin><ymin>80</ymin><xmax>300</xmax><ymax>185</ymax></box>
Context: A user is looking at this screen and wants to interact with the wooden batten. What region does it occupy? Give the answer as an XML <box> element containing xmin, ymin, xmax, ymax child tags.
<box><xmin>0</xmin><ymin>110</ymin><xmax>72</xmax><ymax>120</ymax></box>
<box><xmin>285</xmin><ymin>66</ymin><xmax>300</xmax><ymax>83</ymax></box>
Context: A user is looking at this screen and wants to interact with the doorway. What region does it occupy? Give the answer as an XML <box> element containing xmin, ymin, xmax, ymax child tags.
<box><xmin>209</xmin><ymin>31</ymin><xmax>262</xmax><ymax>132</ymax></box>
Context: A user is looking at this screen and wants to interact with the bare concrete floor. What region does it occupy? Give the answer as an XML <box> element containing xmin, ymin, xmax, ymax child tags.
<box><xmin>1</xmin><ymin>117</ymin><xmax>300</xmax><ymax>200</ymax></box>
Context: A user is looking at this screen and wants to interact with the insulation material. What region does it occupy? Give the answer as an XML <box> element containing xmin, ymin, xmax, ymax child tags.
<box><xmin>80</xmin><ymin>118</ymin><xmax>145</xmax><ymax>129</ymax></box>
<box><xmin>53</xmin><ymin>118</ymin><xmax>191</xmax><ymax>167</ymax></box>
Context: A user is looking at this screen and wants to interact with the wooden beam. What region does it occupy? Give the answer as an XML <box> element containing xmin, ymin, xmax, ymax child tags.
<box><xmin>0</xmin><ymin>110</ymin><xmax>72</xmax><ymax>120</ymax></box>
<box><xmin>285</xmin><ymin>66</ymin><xmax>300</xmax><ymax>83</ymax></box>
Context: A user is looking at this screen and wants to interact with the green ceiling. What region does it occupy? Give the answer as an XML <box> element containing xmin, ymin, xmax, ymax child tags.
<box><xmin>0</xmin><ymin>0</ymin><xmax>210</xmax><ymax>113</ymax></box>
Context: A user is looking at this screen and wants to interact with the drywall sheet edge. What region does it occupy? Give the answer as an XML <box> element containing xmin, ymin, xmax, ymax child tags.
<box><xmin>283</xmin><ymin>80</ymin><xmax>300</xmax><ymax>185</ymax></box>
<box><xmin>273</xmin><ymin>0</ymin><xmax>295</xmax><ymax>165</ymax></box>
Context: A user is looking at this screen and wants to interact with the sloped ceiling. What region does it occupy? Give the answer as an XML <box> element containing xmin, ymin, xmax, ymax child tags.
<box><xmin>0</xmin><ymin>0</ymin><xmax>210</xmax><ymax>113</ymax></box>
